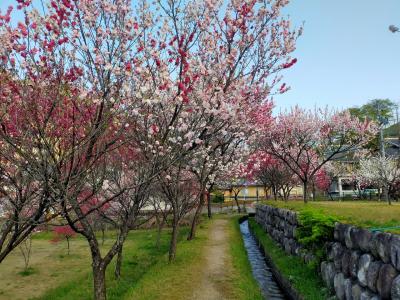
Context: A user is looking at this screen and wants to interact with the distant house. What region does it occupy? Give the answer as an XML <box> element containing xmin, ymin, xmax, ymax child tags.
<box><xmin>385</xmin><ymin>138</ymin><xmax>400</xmax><ymax>157</ymax></box>
<box><xmin>221</xmin><ymin>181</ymin><xmax>303</xmax><ymax>202</ymax></box>
<box><xmin>329</xmin><ymin>137</ymin><xmax>400</xmax><ymax>198</ymax></box>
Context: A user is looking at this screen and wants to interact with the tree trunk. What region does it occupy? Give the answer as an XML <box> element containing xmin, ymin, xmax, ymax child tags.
<box><xmin>67</xmin><ymin>237</ymin><xmax>70</xmax><ymax>255</ymax></box>
<box><xmin>156</xmin><ymin>216</ymin><xmax>165</xmax><ymax>249</ymax></box>
<box><xmin>303</xmin><ymin>181</ymin><xmax>308</xmax><ymax>203</ymax></box>
<box><xmin>93</xmin><ymin>260</ymin><xmax>107</xmax><ymax>300</ymax></box>
<box><xmin>312</xmin><ymin>182</ymin><xmax>316</xmax><ymax>201</ymax></box>
<box><xmin>273</xmin><ymin>186</ymin><xmax>277</xmax><ymax>200</ymax></box>
<box><xmin>187</xmin><ymin>191</ymin><xmax>205</xmax><ymax>241</ymax></box>
<box><xmin>169</xmin><ymin>217</ymin><xmax>179</xmax><ymax>262</ymax></box>
<box><xmin>114</xmin><ymin>245</ymin><xmax>123</xmax><ymax>279</ymax></box>
<box><xmin>234</xmin><ymin>195</ymin><xmax>241</xmax><ymax>213</ymax></box>
<box><xmin>207</xmin><ymin>192</ymin><xmax>212</xmax><ymax>219</ymax></box>
<box><xmin>264</xmin><ymin>187</ymin><xmax>268</xmax><ymax>200</ymax></box>
<box><xmin>283</xmin><ymin>187</ymin><xmax>289</xmax><ymax>202</ymax></box>
<box><xmin>101</xmin><ymin>227</ymin><xmax>105</xmax><ymax>246</ymax></box>
<box><xmin>385</xmin><ymin>186</ymin><xmax>391</xmax><ymax>205</ymax></box>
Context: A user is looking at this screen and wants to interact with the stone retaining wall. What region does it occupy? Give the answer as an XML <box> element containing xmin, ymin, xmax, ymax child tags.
<box><xmin>324</xmin><ymin>223</ymin><xmax>400</xmax><ymax>299</ymax></box>
<box><xmin>255</xmin><ymin>205</ymin><xmax>315</xmax><ymax>263</ymax></box>
<box><xmin>255</xmin><ymin>204</ymin><xmax>400</xmax><ymax>300</ymax></box>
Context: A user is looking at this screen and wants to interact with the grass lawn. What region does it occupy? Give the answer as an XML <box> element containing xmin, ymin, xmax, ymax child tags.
<box><xmin>248</xmin><ymin>217</ymin><xmax>330</xmax><ymax>300</ymax></box>
<box><xmin>264</xmin><ymin>200</ymin><xmax>400</xmax><ymax>231</ymax></box>
<box><xmin>121</xmin><ymin>222</ymin><xmax>209</xmax><ymax>300</ymax></box>
<box><xmin>0</xmin><ymin>234</ymin><xmax>93</xmax><ymax>300</ymax></box>
<box><xmin>0</xmin><ymin>214</ymin><xmax>263</xmax><ymax>300</ymax></box>
<box><xmin>0</xmin><ymin>225</ymin><xmax>196</xmax><ymax>300</ymax></box>
<box><xmin>123</xmin><ymin>215</ymin><xmax>264</xmax><ymax>300</ymax></box>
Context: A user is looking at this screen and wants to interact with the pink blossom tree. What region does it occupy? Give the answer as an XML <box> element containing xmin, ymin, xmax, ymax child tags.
<box><xmin>259</xmin><ymin>107</ymin><xmax>376</xmax><ymax>202</ymax></box>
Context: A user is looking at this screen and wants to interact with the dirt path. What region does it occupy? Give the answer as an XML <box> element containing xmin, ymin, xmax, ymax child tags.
<box><xmin>191</xmin><ymin>218</ymin><xmax>231</xmax><ymax>300</ymax></box>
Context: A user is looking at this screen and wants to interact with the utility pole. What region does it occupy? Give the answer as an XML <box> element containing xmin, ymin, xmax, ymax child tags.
<box><xmin>377</xmin><ymin>102</ymin><xmax>386</xmax><ymax>157</ymax></box>
<box><xmin>376</xmin><ymin>102</ymin><xmax>390</xmax><ymax>202</ymax></box>
<box><xmin>397</xmin><ymin>103</ymin><xmax>400</xmax><ymax>141</ymax></box>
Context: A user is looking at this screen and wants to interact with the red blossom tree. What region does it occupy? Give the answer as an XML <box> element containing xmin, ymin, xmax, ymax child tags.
<box><xmin>51</xmin><ymin>225</ymin><xmax>76</xmax><ymax>255</ymax></box>
<box><xmin>313</xmin><ymin>167</ymin><xmax>332</xmax><ymax>198</ymax></box>
<box><xmin>247</xmin><ymin>151</ymin><xmax>300</xmax><ymax>201</ymax></box>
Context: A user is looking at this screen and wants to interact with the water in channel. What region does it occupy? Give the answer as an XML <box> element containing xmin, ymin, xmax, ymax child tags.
<box><xmin>239</xmin><ymin>220</ymin><xmax>287</xmax><ymax>300</ymax></box>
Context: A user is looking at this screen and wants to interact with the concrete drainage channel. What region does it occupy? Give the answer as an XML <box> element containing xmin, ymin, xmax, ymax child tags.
<box><xmin>239</xmin><ymin>217</ymin><xmax>288</xmax><ymax>300</ymax></box>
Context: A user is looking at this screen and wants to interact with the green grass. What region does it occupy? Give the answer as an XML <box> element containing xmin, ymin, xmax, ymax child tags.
<box><xmin>122</xmin><ymin>223</ymin><xmax>209</xmax><ymax>300</ymax></box>
<box><xmin>18</xmin><ymin>267</ymin><xmax>37</xmax><ymax>277</ymax></box>
<box><xmin>1</xmin><ymin>215</ymin><xmax>270</xmax><ymax>300</ymax></box>
<box><xmin>264</xmin><ymin>200</ymin><xmax>400</xmax><ymax>232</ymax></box>
<box><xmin>248</xmin><ymin>218</ymin><xmax>329</xmax><ymax>300</ymax></box>
<box><xmin>35</xmin><ymin>227</ymin><xmax>191</xmax><ymax>300</ymax></box>
<box><xmin>227</xmin><ymin>216</ymin><xmax>264</xmax><ymax>300</ymax></box>
<box><xmin>123</xmin><ymin>215</ymin><xmax>264</xmax><ymax>300</ymax></box>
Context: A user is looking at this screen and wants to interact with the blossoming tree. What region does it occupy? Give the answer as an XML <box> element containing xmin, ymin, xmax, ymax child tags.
<box><xmin>259</xmin><ymin>107</ymin><xmax>376</xmax><ymax>202</ymax></box>
<box><xmin>0</xmin><ymin>0</ymin><xmax>300</xmax><ymax>298</ymax></box>
<box><xmin>247</xmin><ymin>152</ymin><xmax>299</xmax><ymax>201</ymax></box>
<box><xmin>357</xmin><ymin>156</ymin><xmax>400</xmax><ymax>205</ymax></box>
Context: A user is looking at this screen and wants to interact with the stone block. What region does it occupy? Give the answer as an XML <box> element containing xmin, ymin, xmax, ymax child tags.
<box><xmin>291</xmin><ymin>211</ymin><xmax>297</xmax><ymax>225</ymax></box>
<box><xmin>357</xmin><ymin>254</ymin><xmax>374</xmax><ymax>287</ymax></box>
<box><xmin>371</xmin><ymin>232</ymin><xmax>392</xmax><ymax>263</ymax></box>
<box><xmin>367</xmin><ymin>261</ymin><xmax>382</xmax><ymax>293</ymax></box>
<box><xmin>344</xmin><ymin>278</ymin><xmax>353</xmax><ymax>300</ymax></box>
<box><xmin>321</xmin><ymin>261</ymin><xmax>336</xmax><ymax>291</ymax></box>
<box><xmin>345</xmin><ymin>225</ymin><xmax>355</xmax><ymax>249</ymax></box>
<box><xmin>291</xmin><ymin>226</ymin><xmax>296</xmax><ymax>238</ymax></box>
<box><xmin>391</xmin><ymin>274</ymin><xmax>400</xmax><ymax>299</ymax></box>
<box><xmin>334</xmin><ymin>272</ymin><xmax>346</xmax><ymax>300</ymax></box>
<box><xmin>376</xmin><ymin>263</ymin><xmax>398</xmax><ymax>299</ymax></box>
<box><xmin>360</xmin><ymin>290</ymin><xmax>380</xmax><ymax>300</ymax></box>
<box><xmin>391</xmin><ymin>235</ymin><xmax>400</xmax><ymax>271</ymax></box>
<box><xmin>335</xmin><ymin>223</ymin><xmax>350</xmax><ymax>244</ymax></box>
<box><xmin>331</xmin><ymin>242</ymin><xmax>344</xmax><ymax>271</ymax></box>
<box><xmin>342</xmin><ymin>249</ymin><xmax>352</xmax><ymax>277</ymax></box>
<box><xmin>292</xmin><ymin>242</ymin><xmax>302</xmax><ymax>256</ymax></box>
<box><xmin>352</xmin><ymin>283</ymin><xmax>363</xmax><ymax>300</ymax></box>
<box><xmin>326</xmin><ymin>242</ymin><xmax>334</xmax><ymax>261</ymax></box>
<box><xmin>283</xmin><ymin>238</ymin><xmax>291</xmax><ymax>254</ymax></box>
<box><xmin>353</xmin><ymin>228</ymin><xmax>373</xmax><ymax>252</ymax></box>
<box><xmin>350</xmin><ymin>250</ymin><xmax>361</xmax><ymax>278</ymax></box>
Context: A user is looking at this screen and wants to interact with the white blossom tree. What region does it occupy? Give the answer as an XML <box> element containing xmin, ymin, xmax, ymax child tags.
<box><xmin>358</xmin><ymin>156</ymin><xmax>400</xmax><ymax>205</ymax></box>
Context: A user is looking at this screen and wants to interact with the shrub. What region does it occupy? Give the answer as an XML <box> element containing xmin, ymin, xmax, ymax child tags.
<box><xmin>296</xmin><ymin>209</ymin><xmax>338</xmax><ymax>260</ymax></box>
<box><xmin>211</xmin><ymin>191</ymin><xmax>225</xmax><ymax>203</ymax></box>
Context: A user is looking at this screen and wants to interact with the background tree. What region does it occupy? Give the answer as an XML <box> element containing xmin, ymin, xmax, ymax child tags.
<box><xmin>260</xmin><ymin>107</ymin><xmax>376</xmax><ymax>202</ymax></box>
<box><xmin>18</xmin><ymin>234</ymin><xmax>32</xmax><ymax>274</ymax></box>
<box><xmin>248</xmin><ymin>152</ymin><xmax>299</xmax><ymax>201</ymax></box>
<box><xmin>51</xmin><ymin>225</ymin><xmax>76</xmax><ymax>255</ymax></box>
<box><xmin>349</xmin><ymin>99</ymin><xmax>397</xmax><ymax>153</ymax></box>
<box><xmin>357</xmin><ymin>156</ymin><xmax>400</xmax><ymax>205</ymax></box>
<box><xmin>313</xmin><ymin>167</ymin><xmax>332</xmax><ymax>199</ymax></box>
